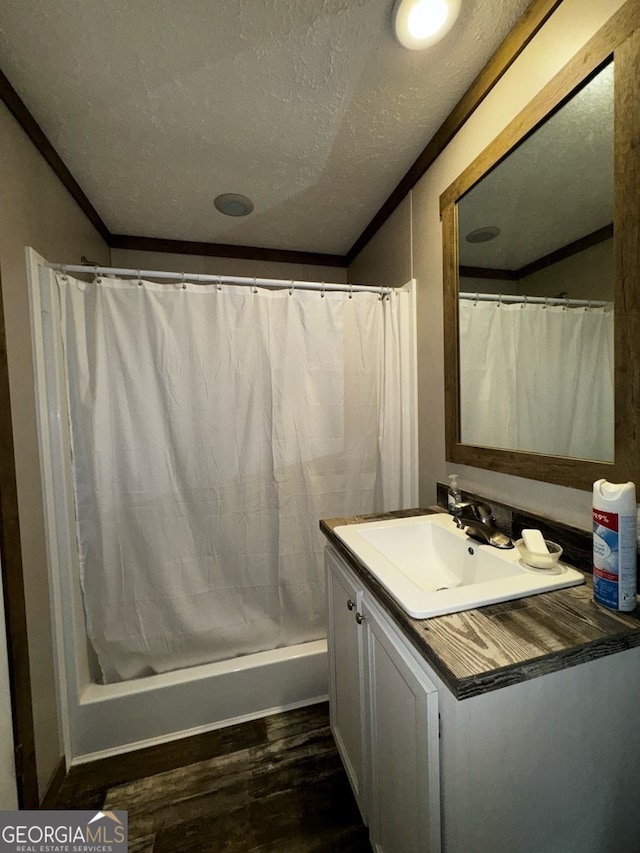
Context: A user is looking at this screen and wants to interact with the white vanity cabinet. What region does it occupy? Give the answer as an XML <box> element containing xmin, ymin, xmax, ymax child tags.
<box><xmin>326</xmin><ymin>546</ymin><xmax>441</xmax><ymax>853</ymax></box>
<box><xmin>326</xmin><ymin>541</ymin><xmax>640</xmax><ymax>853</ymax></box>
<box><xmin>326</xmin><ymin>546</ymin><xmax>368</xmax><ymax>816</ymax></box>
<box><xmin>365</xmin><ymin>593</ymin><xmax>441</xmax><ymax>853</ymax></box>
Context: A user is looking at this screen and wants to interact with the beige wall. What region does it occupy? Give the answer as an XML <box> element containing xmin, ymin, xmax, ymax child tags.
<box><xmin>111</xmin><ymin>248</ymin><xmax>348</xmax><ymax>285</ymax></box>
<box><xmin>349</xmin><ymin>0</ymin><xmax>626</xmax><ymax>531</ymax></box>
<box><xmin>346</xmin><ymin>198</ymin><xmax>413</xmax><ymax>289</ymax></box>
<box><xmin>0</xmin><ymin>101</ymin><xmax>110</xmax><ymax>796</ymax></box>
<box><xmin>462</xmin><ymin>238</ymin><xmax>614</xmax><ymax>300</ymax></box>
<box><xmin>518</xmin><ymin>238</ymin><xmax>614</xmax><ymax>302</ymax></box>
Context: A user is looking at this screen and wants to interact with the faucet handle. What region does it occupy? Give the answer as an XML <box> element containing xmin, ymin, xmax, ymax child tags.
<box><xmin>473</xmin><ymin>502</ymin><xmax>494</xmax><ymax>524</ymax></box>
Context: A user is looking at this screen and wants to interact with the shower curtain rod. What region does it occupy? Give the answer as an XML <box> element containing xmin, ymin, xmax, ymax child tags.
<box><xmin>47</xmin><ymin>264</ymin><xmax>389</xmax><ymax>296</ymax></box>
<box><xmin>459</xmin><ymin>292</ymin><xmax>609</xmax><ymax>309</ymax></box>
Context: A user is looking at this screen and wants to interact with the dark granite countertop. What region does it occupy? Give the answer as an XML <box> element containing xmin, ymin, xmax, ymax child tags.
<box><xmin>320</xmin><ymin>508</ymin><xmax>640</xmax><ymax>700</ymax></box>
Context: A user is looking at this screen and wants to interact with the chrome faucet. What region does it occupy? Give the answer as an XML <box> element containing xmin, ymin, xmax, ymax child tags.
<box><xmin>451</xmin><ymin>501</ymin><xmax>513</xmax><ymax>550</ymax></box>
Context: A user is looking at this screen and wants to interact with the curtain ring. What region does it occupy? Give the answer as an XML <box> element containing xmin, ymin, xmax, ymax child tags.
<box><xmin>137</xmin><ymin>269</ymin><xmax>142</xmax><ymax>287</ymax></box>
<box><xmin>61</xmin><ymin>264</ymin><xmax>67</xmax><ymax>281</ymax></box>
<box><xmin>521</xmin><ymin>294</ymin><xmax>527</xmax><ymax>309</ymax></box>
<box><xmin>289</xmin><ymin>279</ymin><xmax>294</xmax><ymax>296</ymax></box>
<box><xmin>349</xmin><ymin>283</ymin><xmax>353</xmax><ymax>299</ymax></box>
<box><xmin>586</xmin><ymin>299</ymin><xmax>592</xmax><ymax>312</ymax></box>
<box><xmin>474</xmin><ymin>291</ymin><xmax>479</xmax><ymax>306</ymax></box>
<box><xmin>217</xmin><ymin>275</ymin><xmax>222</xmax><ymax>291</ymax></box>
<box><xmin>321</xmin><ymin>281</ymin><xmax>325</xmax><ymax>298</ymax></box>
<box><xmin>252</xmin><ymin>277</ymin><xmax>258</xmax><ymax>294</ymax></box>
<box><xmin>497</xmin><ymin>294</ymin><xmax>502</xmax><ymax>308</ymax></box>
<box><xmin>543</xmin><ymin>296</ymin><xmax>548</xmax><ymax>309</ymax></box>
<box><xmin>181</xmin><ymin>272</ymin><xmax>187</xmax><ymax>290</ymax></box>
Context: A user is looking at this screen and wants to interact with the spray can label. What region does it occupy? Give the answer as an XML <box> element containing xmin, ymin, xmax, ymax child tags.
<box><xmin>593</xmin><ymin>508</ymin><xmax>635</xmax><ymax>609</ymax></box>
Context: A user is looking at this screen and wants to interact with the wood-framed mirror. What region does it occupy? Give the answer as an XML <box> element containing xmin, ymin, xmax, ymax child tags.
<box><xmin>440</xmin><ymin>0</ymin><xmax>640</xmax><ymax>491</ymax></box>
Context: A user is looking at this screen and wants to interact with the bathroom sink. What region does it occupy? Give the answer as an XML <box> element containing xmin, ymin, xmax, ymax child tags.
<box><xmin>333</xmin><ymin>513</ymin><xmax>584</xmax><ymax>618</ymax></box>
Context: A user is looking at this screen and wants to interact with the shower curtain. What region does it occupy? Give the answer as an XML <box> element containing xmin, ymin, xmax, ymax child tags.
<box><xmin>54</xmin><ymin>273</ymin><xmax>409</xmax><ymax>682</ymax></box>
<box><xmin>459</xmin><ymin>299</ymin><xmax>614</xmax><ymax>461</ymax></box>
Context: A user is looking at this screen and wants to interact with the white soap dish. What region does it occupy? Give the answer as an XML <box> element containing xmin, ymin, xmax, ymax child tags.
<box><xmin>514</xmin><ymin>538</ymin><xmax>563</xmax><ymax>570</ymax></box>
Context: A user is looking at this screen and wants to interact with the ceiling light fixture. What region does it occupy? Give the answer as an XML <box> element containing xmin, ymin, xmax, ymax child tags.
<box><xmin>393</xmin><ymin>0</ymin><xmax>461</xmax><ymax>50</ymax></box>
<box><xmin>214</xmin><ymin>193</ymin><xmax>254</xmax><ymax>217</ymax></box>
<box><xmin>466</xmin><ymin>226</ymin><xmax>500</xmax><ymax>243</ymax></box>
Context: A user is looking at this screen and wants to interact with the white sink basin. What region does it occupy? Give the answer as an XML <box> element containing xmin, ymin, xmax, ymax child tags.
<box><xmin>334</xmin><ymin>513</ymin><xmax>584</xmax><ymax>618</ymax></box>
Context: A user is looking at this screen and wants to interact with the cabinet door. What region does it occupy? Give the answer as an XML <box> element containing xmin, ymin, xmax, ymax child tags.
<box><xmin>326</xmin><ymin>549</ymin><xmax>368</xmax><ymax>818</ymax></box>
<box><xmin>365</xmin><ymin>597</ymin><xmax>441</xmax><ymax>853</ymax></box>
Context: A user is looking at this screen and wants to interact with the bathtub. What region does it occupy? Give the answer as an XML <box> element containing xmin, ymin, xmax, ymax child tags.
<box><xmin>29</xmin><ymin>257</ymin><xmax>328</xmax><ymax>765</ymax></box>
<box><xmin>43</xmin><ymin>402</ymin><xmax>328</xmax><ymax>765</ymax></box>
<box><xmin>71</xmin><ymin>640</ymin><xmax>328</xmax><ymax>762</ymax></box>
<box><xmin>58</xmin><ymin>539</ymin><xmax>328</xmax><ymax>764</ymax></box>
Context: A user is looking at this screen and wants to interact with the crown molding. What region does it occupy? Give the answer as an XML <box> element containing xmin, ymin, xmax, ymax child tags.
<box><xmin>109</xmin><ymin>234</ymin><xmax>346</xmax><ymax>268</ymax></box>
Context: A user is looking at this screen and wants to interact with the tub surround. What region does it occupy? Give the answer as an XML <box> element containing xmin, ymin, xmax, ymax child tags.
<box><xmin>320</xmin><ymin>508</ymin><xmax>640</xmax><ymax>700</ymax></box>
<box><xmin>69</xmin><ymin>640</ymin><xmax>327</xmax><ymax>762</ymax></box>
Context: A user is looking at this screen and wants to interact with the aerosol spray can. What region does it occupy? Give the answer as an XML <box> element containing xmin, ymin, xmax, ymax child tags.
<box><xmin>592</xmin><ymin>479</ymin><xmax>637</xmax><ymax>612</ymax></box>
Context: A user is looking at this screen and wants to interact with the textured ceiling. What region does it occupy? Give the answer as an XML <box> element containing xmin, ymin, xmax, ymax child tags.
<box><xmin>0</xmin><ymin>0</ymin><xmax>533</xmax><ymax>255</ymax></box>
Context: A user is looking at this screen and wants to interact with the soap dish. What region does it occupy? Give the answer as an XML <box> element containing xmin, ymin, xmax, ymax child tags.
<box><xmin>515</xmin><ymin>538</ymin><xmax>563</xmax><ymax>570</ymax></box>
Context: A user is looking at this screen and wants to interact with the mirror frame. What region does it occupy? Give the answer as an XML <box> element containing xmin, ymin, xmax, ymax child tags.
<box><xmin>440</xmin><ymin>0</ymin><xmax>640</xmax><ymax>491</ymax></box>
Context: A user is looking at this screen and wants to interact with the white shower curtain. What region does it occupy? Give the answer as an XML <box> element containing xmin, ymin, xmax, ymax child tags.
<box><xmin>55</xmin><ymin>273</ymin><xmax>409</xmax><ymax>682</ymax></box>
<box><xmin>459</xmin><ymin>300</ymin><xmax>614</xmax><ymax>461</ymax></box>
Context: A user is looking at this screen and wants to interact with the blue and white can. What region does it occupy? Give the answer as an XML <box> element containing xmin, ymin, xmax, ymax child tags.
<box><xmin>593</xmin><ymin>479</ymin><xmax>637</xmax><ymax>612</ymax></box>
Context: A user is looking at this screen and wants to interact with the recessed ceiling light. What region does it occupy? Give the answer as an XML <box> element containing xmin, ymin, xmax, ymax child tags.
<box><xmin>466</xmin><ymin>226</ymin><xmax>501</xmax><ymax>244</ymax></box>
<box><xmin>214</xmin><ymin>193</ymin><xmax>254</xmax><ymax>217</ymax></box>
<box><xmin>393</xmin><ymin>0</ymin><xmax>461</xmax><ymax>50</ymax></box>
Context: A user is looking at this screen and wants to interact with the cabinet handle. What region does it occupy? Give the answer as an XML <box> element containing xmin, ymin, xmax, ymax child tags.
<box><xmin>355</xmin><ymin>611</ymin><xmax>365</xmax><ymax>624</ymax></box>
<box><xmin>347</xmin><ymin>599</ymin><xmax>355</xmax><ymax>611</ymax></box>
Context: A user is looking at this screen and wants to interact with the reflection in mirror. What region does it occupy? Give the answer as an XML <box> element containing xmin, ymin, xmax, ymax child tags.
<box><xmin>456</xmin><ymin>63</ymin><xmax>614</xmax><ymax>462</ymax></box>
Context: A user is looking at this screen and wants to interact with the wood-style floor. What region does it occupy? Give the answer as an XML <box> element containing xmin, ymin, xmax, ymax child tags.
<box><xmin>54</xmin><ymin>702</ymin><xmax>371</xmax><ymax>852</ymax></box>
